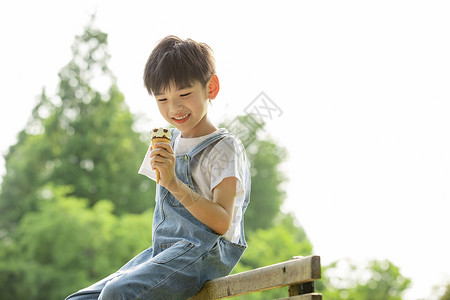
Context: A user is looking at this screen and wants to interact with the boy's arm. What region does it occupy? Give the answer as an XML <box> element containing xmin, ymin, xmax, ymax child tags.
<box><xmin>168</xmin><ymin>177</ymin><xmax>236</xmax><ymax>235</ymax></box>
<box><xmin>150</xmin><ymin>142</ymin><xmax>236</xmax><ymax>235</ymax></box>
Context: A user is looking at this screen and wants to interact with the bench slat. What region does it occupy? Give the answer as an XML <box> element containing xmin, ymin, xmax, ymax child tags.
<box><xmin>191</xmin><ymin>255</ymin><xmax>321</xmax><ymax>299</ymax></box>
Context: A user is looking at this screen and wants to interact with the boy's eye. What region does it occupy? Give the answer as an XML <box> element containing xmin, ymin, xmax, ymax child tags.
<box><xmin>157</xmin><ymin>98</ymin><xmax>167</xmax><ymax>102</ymax></box>
<box><xmin>180</xmin><ymin>92</ymin><xmax>191</xmax><ymax>97</ymax></box>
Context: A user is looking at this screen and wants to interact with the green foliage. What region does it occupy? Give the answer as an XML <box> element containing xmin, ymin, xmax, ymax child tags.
<box><xmin>0</xmin><ymin>185</ymin><xmax>152</xmax><ymax>300</ymax></box>
<box><xmin>236</xmin><ymin>213</ymin><xmax>312</xmax><ymax>272</ymax></box>
<box><xmin>0</xmin><ymin>16</ymin><xmax>153</xmax><ymax>232</ymax></box>
<box><xmin>0</xmin><ymin>17</ymin><xmax>155</xmax><ymax>298</ymax></box>
<box><xmin>317</xmin><ymin>258</ymin><xmax>411</xmax><ymax>300</ymax></box>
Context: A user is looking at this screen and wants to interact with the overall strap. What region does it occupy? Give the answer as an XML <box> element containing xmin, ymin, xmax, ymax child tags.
<box><xmin>170</xmin><ymin>128</ymin><xmax>180</xmax><ymax>148</ymax></box>
<box><xmin>187</xmin><ymin>130</ymin><xmax>230</xmax><ymax>158</ymax></box>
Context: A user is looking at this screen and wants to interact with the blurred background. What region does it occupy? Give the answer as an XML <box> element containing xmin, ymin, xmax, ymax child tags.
<box><xmin>1</xmin><ymin>1</ymin><xmax>449</xmax><ymax>299</ymax></box>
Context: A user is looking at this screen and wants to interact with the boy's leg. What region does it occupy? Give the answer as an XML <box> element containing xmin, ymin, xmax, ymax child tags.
<box><xmin>65</xmin><ymin>270</ymin><xmax>121</xmax><ymax>300</ymax></box>
<box><xmin>98</xmin><ymin>241</ymin><xmax>207</xmax><ymax>300</ymax></box>
<box><xmin>65</xmin><ymin>247</ymin><xmax>154</xmax><ymax>300</ymax></box>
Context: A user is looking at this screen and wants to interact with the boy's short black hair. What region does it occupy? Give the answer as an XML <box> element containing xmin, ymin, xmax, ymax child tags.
<box><xmin>143</xmin><ymin>35</ymin><xmax>216</xmax><ymax>96</ymax></box>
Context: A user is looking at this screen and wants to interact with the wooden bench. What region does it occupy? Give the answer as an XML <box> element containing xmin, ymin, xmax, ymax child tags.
<box><xmin>191</xmin><ymin>255</ymin><xmax>322</xmax><ymax>300</ymax></box>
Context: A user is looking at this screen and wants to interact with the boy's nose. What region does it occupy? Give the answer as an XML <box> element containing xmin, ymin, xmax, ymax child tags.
<box><xmin>169</xmin><ymin>97</ymin><xmax>183</xmax><ymax>110</ymax></box>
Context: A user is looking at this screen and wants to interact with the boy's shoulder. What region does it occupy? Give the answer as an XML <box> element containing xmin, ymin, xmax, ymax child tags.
<box><xmin>209</xmin><ymin>130</ymin><xmax>247</xmax><ymax>162</ymax></box>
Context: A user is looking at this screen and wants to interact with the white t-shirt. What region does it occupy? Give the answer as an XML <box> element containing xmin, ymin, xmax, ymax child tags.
<box><xmin>138</xmin><ymin>128</ymin><xmax>248</xmax><ymax>243</ymax></box>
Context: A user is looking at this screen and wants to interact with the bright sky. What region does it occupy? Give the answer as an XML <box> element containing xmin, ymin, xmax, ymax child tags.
<box><xmin>1</xmin><ymin>1</ymin><xmax>449</xmax><ymax>299</ymax></box>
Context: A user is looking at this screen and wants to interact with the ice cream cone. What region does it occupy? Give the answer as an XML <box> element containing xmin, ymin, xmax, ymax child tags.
<box><xmin>150</xmin><ymin>128</ymin><xmax>172</xmax><ymax>184</ymax></box>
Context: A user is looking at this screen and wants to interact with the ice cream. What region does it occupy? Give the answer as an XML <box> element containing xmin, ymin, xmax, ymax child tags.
<box><xmin>151</xmin><ymin>128</ymin><xmax>172</xmax><ymax>184</ymax></box>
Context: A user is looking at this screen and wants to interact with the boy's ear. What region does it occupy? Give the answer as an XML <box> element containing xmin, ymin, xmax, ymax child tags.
<box><xmin>208</xmin><ymin>75</ymin><xmax>220</xmax><ymax>100</ymax></box>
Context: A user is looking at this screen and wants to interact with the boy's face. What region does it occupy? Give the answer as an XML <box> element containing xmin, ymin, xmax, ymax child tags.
<box><xmin>154</xmin><ymin>79</ymin><xmax>213</xmax><ymax>138</ymax></box>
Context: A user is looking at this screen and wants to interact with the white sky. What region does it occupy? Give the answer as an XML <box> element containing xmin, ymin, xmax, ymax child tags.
<box><xmin>1</xmin><ymin>1</ymin><xmax>449</xmax><ymax>299</ymax></box>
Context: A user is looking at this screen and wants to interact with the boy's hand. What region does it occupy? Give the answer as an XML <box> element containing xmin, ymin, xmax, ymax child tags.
<box><xmin>150</xmin><ymin>142</ymin><xmax>177</xmax><ymax>189</ymax></box>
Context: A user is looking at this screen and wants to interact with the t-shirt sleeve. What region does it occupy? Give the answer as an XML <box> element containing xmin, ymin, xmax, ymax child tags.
<box><xmin>209</xmin><ymin>136</ymin><xmax>247</xmax><ymax>202</ymax></box>
<box><xmin>138</xmin><ymin>143</ymin><xmax>157</xmax><ymax>181</ymax></box>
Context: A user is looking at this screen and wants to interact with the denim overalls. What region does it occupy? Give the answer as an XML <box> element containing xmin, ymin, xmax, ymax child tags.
<box><xmin>67</xmin><ymin>129</ymin><xmax>250</xmax><ymax>300</ymax></box>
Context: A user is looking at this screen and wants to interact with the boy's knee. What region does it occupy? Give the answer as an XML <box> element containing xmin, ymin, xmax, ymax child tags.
<box><xmin>99</xmin><ymin>279</ymin><xmax>128</xmax><ymax>300</ymax></box>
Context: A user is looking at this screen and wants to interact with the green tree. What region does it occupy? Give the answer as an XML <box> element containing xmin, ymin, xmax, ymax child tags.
<box><xmin>0</xmin><ymin>16</ymin><xmax>153</xmax><ymax>233</ymax></box>
<box><xmin>0</xmin><ymin>185</ymin><xmax>153</xmax><ymax>300</ymax></box>
<box><xmin>317</xmin><ymin>258</ymin><xmax>411</xmax><ymax>300</ymax></box>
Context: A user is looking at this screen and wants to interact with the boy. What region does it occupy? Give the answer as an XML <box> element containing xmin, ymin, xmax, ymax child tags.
<box><xmin>66</xmin><ymin>36</ymin><xmax>250</xmax><ymax>299</ymax></box>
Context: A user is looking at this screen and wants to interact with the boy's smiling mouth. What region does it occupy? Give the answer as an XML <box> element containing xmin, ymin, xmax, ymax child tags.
<box><xmin>172</xmin><ymin>113</ymin><xmax>191</xmax><ymax>124</ymax></box>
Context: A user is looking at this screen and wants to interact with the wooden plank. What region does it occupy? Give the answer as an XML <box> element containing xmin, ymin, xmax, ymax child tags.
<box><xmin>191</xmin><ymin>255</ymin><xmax>321</xmax><ymax>299</ymax></box>
<box><xmin>277</xmin><ymin>293</ymin><xmax>322</xmax><ymax>300</ymax></box>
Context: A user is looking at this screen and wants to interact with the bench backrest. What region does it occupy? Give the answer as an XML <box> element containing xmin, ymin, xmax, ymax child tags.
<box><xmin>191</xmin><ymin>255</ymin><xmax>321</xmax><ymax>299</ymax></box>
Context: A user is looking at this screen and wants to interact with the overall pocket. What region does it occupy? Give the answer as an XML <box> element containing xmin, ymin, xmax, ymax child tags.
<box><xmin>152</xmin><ymin>240</ymin><xmax>194</xmax><ymax>264</ymax></box>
